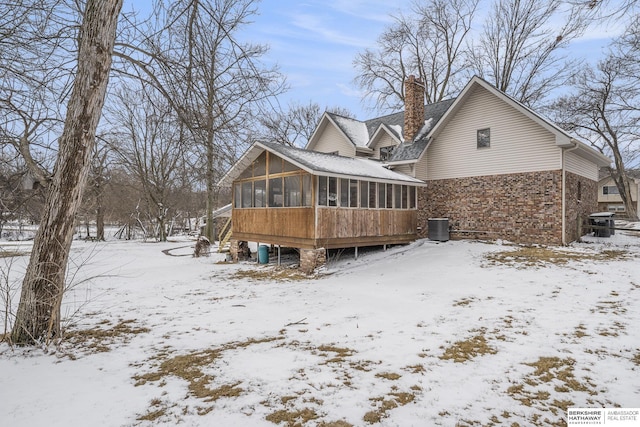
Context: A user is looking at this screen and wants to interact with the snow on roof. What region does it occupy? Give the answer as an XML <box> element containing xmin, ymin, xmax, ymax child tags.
<box><xmin>329</xmin><ymin>114</ymin><xmax>370</xmax><ymax>147</ymax></box>
<box><xmin>261</xmin><ymin>142</ymin><xmax>424</xmax><ymax>184</ymax></box>
<box><xmin>219</xmin><ymin>141</ymin><xmax>425</xmax><ymax>187</ymax></box>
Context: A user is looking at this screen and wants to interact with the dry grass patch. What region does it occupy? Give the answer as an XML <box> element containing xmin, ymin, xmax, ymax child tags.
<box><xmin>453</xmin><ymin>297</ymin><xmax>476</xmax><ymax>307</ymax></box>
<box><xmin>632</xmin><ymin>352</ymin><xmax>640</xmax><ymax>366</ymax></box>
<box><xmin>137</xmin><ymin>398</ymin><xmax>170</xmax><ymax>422</ymax></box>
<box><xmin>439</xmin><ymin>331</ymin><xmax>497</xmax><ymax>363</ymax></box>
<box><xmin>316</xmin><ymin>345</ymin><xmax>355</xmax><ymax>364</ymax></box>
<box><xmin>596</xmin><ymin>321</ymin><xmax>626</xmax><ymax>337</ymax></box>
<box><xmin>485</xmin><ymin>246</ymin><xmax>630</xmax><ymax>268</ymax></box>
<box><xmin>404</xmin><ymin>364</ymin><xmax>425</xmax><ymax>374</ymax></box>
<box><xmin>62</xmin><ymin>319</ymin><xmax>150</xmax><ymax>355</ymax></box>
<box><xmin>265</xmin><ymin>408</ymin><xmax>320</xmax><ymax>426</ymax></box>
<box><xmin>591</xmin><ymin>300</ymin><xmax>627</xmax><ymax>315</ymax></box>
<box><xmin>229</xmin><ymin>267</ymin><xmax>318</xmax><ymax>282</ymax></box>
<box><xmin>134</xmin><ymin>336</ymin><xmax>281</xmax><ymax>413</ymax></box>
<box><xmin>363</xmin><ymin>392</ymin><xmax>415</xmax><ymax>424</ymax></box>
<box><xmin>573</xmin><ymin>324</ymin><xmax>589</xmax><ymax>339</ymax></box>
<box><xmin>506</xmin><ymin>357</ymin><xmax>598</xmax><ymax>426</ymax></box>
<box><xmin>375</xmin><ymin>371</ymin><xmax>401</xmax><ymax>381</ymax></box>
<box><xmin>318</xmin><ymin>421</ymin><xmax>353</xmax><ymax>427</ymax></box>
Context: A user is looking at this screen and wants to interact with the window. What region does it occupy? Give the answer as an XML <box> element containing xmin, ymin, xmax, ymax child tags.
<box><xmin>386</xmin><ymin>184</ymin><xmax>393</xmax><ymax>208</ymax></box>
<box><xmin>303</xmin><ymin>175</ymin><xmax>312</xmax><ymax>206</ymax></box>
<box><xmin>394</xmin><ymin>184</ymin><xmax>401</xmax><ymax>208</ymax></box>
<box><xmin>269</xmin><ymin>156</ymin><xmax>282</xmax><ymax>174</ymax></box>
<box><xmin>269</xmin><ymin>177</ymin><xmax>283</xmax><ymax>207</ymax></box>
<box><xmin>477</xmin><ymin>128</ymin><xmax>490</xmax><ymax>148</ymax></box>
<box><xmin>340</xmin><ymin>178</ymin><xmax>349</xmax><ymax>207</ymax></box>
<box><xmin>380</xmin><ymin>146</ymin><xmax>395</xmax><ymax>161</ymax></box>
<box><xmin>318</xmin><ymin>176</ymin><xmax>327</xmax><ymax>206</ymax></box>
<box><xmin>349</xmin><ymin>180</ymin><xmax>358</xmax><ymax>207</ymax></box>
<box><xmin>378</xmin><ymin>183</ymin><xmax>386</xmax><ymax>209</ymax></box>
<box><xmin>242</xmin><ymin>182</ymin><xmax>252</xmax><ymax>208</ymax></box>
<box><xmin>369</xmin><ymin>182</ymin><xmax>377</xmax><ymax>208</ymax></box>
<box><xmin>603</xmin><ymin>185</ymin><xmax>619</xmax><ymax>195</ymax></box>
<box><xmin>234</xmin><ymin>183</ymin><xmax>241</xmax><ymax>208</ymax></box>
<box><xmin>328</xmin><ymin>177</ymin><xmax>338</xmax><ymax>206</ymax></box>
<box><xmin>254</xmin><ymin>152</ymin><xmax>267</xmax><ymax>176</ymax></box>
<box><xmin>254</xmin><ymin>180</ymin><xmax>266</xmax><ymax>207</ymax></box>
<box><xmin>409</xmin><ymin>186</ymin><xmax>416</xmax><ymax>208</ymax></box>
<box><xmin>360</xmin><ymin>181</ymin><xmax>369</xmax><ymax>208</ymax></box>
<box><xmin>284</xmin><ymin>176</ymin><xmax>301</xmax><ymax>207</ymax></box>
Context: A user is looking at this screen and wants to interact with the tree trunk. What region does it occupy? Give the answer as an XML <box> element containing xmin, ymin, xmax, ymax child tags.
<box><xmin>11</xmin><ymin>0</ymin><xmax>122</xmax><ymax>345</ymax></box>
<box><xmin>205</xmin><ymin>135</ymin><xmax>215</xmax><ymax>242</ymax></box>
<box><xmin>96</xmin><ymin>200</ymin><xmax>105</xmax><ymax>241</ymax></box>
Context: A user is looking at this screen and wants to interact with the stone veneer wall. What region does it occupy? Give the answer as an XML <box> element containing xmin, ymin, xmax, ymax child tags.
<box><xmin>300</xmin><ymin>248</ymin><xmax>326</xmax><ymax>274</ymax></box>
<box><xmin>229</xmin><ymin>239</ymin><xmax>251</xmax><ymax>262</ymax></box>
<box><xmin>564</xmin><ymin>171</ymin><xmax>598</xmax><ymax>242</ymax></box>
<box><xmin>418</xmin><ymin>170</ymin><xmax>564</xmax><ymax>245</ymax></box>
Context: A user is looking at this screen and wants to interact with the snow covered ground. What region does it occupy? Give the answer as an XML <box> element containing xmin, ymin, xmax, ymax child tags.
<box><xmin>1</xmin><ymin>229</ymin><xmax>639</xmax><ymax>426</ymax></box>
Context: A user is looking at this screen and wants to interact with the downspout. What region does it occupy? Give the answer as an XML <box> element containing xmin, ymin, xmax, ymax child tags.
<box><xmin>561</xmin><ymin>141</ymin><xmax>580</xmax><ymax>245</ymax></box>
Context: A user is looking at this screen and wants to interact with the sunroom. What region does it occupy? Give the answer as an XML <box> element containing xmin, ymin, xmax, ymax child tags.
<box><xmin>219</xmin><ymin>141</ymin><xmax>425</xmax><ymax>253</ymax></box>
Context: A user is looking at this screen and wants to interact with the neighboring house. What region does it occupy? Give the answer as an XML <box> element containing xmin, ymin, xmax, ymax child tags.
<box><xmin>220</xmin><ymin>75</ymin><xmax>611</xmax><ymax>266</ymax></box>
<box><xmin>597</xmin><ymin>170</ymin><xmax>640</xmax><ymax>216</ymax></box>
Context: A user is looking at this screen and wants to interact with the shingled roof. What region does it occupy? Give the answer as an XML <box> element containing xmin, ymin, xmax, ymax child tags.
<box><xmin>219</xmin><ymin>141</ymin><xmax>425</xmax><ymax>188</ymax></box>
<box><xmin>321</xmin><ymin>98</ymin><xmax>455</xmax><ymax>159</ymax></box>
<box><xmin>386</xmin><ymin>99</ymin><xmax>455</xmax><ymax>163</ymax></box>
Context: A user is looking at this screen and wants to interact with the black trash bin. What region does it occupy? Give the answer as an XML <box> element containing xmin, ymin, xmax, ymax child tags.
<box><xmin>589</xmin><ymin>212</ymin><xmax>615</xmax><ymax>237</ymax></box>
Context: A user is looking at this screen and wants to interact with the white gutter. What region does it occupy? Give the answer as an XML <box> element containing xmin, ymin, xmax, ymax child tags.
<box><xmin>561</xmin><ymin>141</ymin><xmax>580</xmax><ymax>245</ymax></box>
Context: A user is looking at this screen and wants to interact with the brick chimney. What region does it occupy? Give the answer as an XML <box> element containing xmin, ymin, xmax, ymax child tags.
<box><xmin>404</xmin><ymin>75</ymin><xmax>425</xmax><ymax>143</ymax></box>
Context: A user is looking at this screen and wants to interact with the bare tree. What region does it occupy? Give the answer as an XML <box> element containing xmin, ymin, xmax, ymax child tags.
<box><xmin>107</xmin><ymin>84</ymin><xmax>195</xmax><ymax>241</ymax></box>
<box><xmin>553</xmin><ymin>57</ymin><xmax>639</xmax><ymax>219</ymax></box>
<box><xmin>553</xmin><ymin>10</ymin><xmax>640</xmax><ymax>219</ymax></box>
<box><xmin>468</xmin><ymin>0</ymin><xmax>594</xmax><ymax>107</ymax></box>
<box><xmin>11</xmin><ymin>0</ymin><xmax>122</xmax><ymax>345</ymax></box>
<box><xmin>0</xmin><ymin>0</ymin><xmax>79</xmax><ymax>185</ymax></box>
<box><xmin>353</xmin><ymin>0</ymin><xmax>478</xmax><ymax>112</ymax></box>
<box><xmin>256</xmin><ymin>102</ymin><xmax>354</xmax><ymax>147</ymax></box>
<box><xmin>113</xmin><ymin>0</ymin><xmax>286</xmax><ymax>241</ymax></box>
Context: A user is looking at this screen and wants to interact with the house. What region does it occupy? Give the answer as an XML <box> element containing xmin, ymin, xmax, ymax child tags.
<box><xmin>220</xmin><ymin>76</ymin><xmax>611</xmax><ymax>270</ymax></box>
<box><xmin>304</xmin><ymin>76</ymin><xmax>610</xmax><ymax>245</ymax></box>
<box><xmin>218</xmin><ymin>141</ymin><xmax>425</xmax><ymax>272</ymax></box>
<box><xmin>597</xmin><ymin>170</ymin><xmax>640</xmax><ymax>216</ymax></box>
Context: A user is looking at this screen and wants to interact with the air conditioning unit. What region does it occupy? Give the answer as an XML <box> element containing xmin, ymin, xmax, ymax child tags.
<box><xmin>428</xmin><ymin>218</ymin><xmax>449</xmax><ymax>242</ymax></box>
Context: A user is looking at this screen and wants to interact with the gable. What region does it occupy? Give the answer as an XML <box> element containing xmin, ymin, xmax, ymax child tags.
<box><xmin>427</xmin><ymin>84</ymin><xmax>562</xmax><ymax>180</ymax></box>
<box><xmin>306</xmin><ymin>116</ymin><xmax>357</xmax><ymax>157</ymax></box>
<box><xmin>369</xmin><ymin>129</ymin><xmax>400</xmax><ymax>160</ymax></box>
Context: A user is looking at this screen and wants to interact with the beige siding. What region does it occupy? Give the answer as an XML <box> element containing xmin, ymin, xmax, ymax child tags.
<box><xmin>427</xmin><ymin>86</ymin><xmax>562</xmax><ymax>180</ymax></box>
<box><xmin>392</xmin><ymin>164</ymin><xmax>414</xmax><ymax>177</ymax></box>
<box><xmin>415</xmin><ymin>155</ymin><xmax>428</xmax><ymax>181</ymax></box>
<box><xmin>371</xmin><ymin>133</ymin><xmax>398</xmax><ymax>159</ymax></box>
<box><xmin>598</xmin><ymin>177</ymin><xmax>639</xmax><ymax>204</ymax></box>
<box><xmin>564</xmin><ymin>151</ymin><xmax>598</xmax><ymax>181</ymax></box>
<box><xmin>309</xmin><ymin>122</ymin><xmax>355</xmax><ymax>157</ymax></box>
